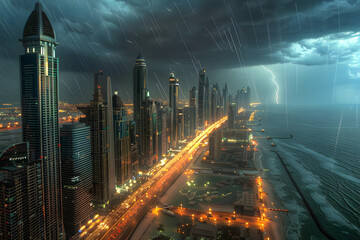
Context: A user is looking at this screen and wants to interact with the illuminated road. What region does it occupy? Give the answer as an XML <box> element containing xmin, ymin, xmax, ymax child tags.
<box><xmin>80</xmin><ymin>117</ymin><xmax>228</xmax><ymax>240</ymax></box>
<box><xmin>171</xmin><ymin>207</ymin><xmax>264</xmax><ymax>228</ymax></box>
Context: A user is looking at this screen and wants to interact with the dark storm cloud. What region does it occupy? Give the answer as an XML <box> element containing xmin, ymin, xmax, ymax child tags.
<box><xmin>1</xmin><ymin>0</ymin><xmax>360</xmax><ymax>103</ymax></box>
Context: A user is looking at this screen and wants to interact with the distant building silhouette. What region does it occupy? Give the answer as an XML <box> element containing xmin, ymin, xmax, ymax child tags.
<box><xmin>189</xmin><ymin>87</ymin><xmax>197</xmax><ymax>136</ymax></box>
<box><xmin>210</xmin><ymin>84</ymin><xmax>221</xmax><ymax>124</ymax></box>
<box><xmin>223</xmin><ymin>83</ymin><xmax>229</xmax><ymax>115</ymax></box>
<box><xmin>235</xmin><ymin>86</ymin><xmax>251</xmax><ymax>110</ymax></box>
<box><xmin>198</xmin><ymin>69</ymin><xmax>206</xmax><ymax>128</ymax></box>
<box><xmin>204</xmin><ymin>77</ymin><xmax>210</xmax><ymax>125</ymax></box>
<box><xmin>169</xmin><ymin>73</ymin><xmax>179</xmax><ymax>147</ymax></box>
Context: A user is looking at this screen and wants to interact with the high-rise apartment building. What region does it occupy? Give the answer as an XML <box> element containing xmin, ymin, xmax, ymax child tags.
<box><xmin>0</xmin><ymin>143</ymin><xmax>43</xmax><ymax>239</ymax></box>
<box><xmin>209</xmin><ymin>130</ymin><xmax>223</xmax><ymax>161</ymax></box>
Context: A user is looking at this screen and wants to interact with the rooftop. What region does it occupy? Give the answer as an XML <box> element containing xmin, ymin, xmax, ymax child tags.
<box><xmin>23</xmin><ymin>2</ymin><xmax>55</xmax><ymax>40</ymax></box>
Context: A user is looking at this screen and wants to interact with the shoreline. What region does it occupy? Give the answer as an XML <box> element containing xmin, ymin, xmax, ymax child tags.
<box><xmin>270</xmin><ymin>150</ymin><xmax>334</xmax><ymax>240</ymax></box>
<box><xmin>255</xmin><ymin>146</ymin><xmax>287</xmax><ymax>240</ymax></box>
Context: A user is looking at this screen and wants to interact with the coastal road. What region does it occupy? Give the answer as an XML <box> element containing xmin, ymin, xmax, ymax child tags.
<box><xmin>82</xmin><ymin>117</ymin><xmax>228</xmax><ymax>240</ymax></box>
<box><xmin>129</xmin><ymin>146</ymin><xmax>207</xmax><ymax>239</ymax></box>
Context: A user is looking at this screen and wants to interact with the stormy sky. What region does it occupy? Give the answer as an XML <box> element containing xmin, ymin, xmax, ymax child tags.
<box><xmin>1</xmin><ymin>0</ymin><xmax>360</xmax><ymax>105</ymax></box>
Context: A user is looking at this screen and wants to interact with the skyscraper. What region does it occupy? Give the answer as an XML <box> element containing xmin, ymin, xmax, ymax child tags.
<box><xmin>204</xmin><ymin>77</ymin><xmax>210</xmax><ymax>125</ymax></box>
<box><xmin>78</xmin><ymin>76</ymin><xmax>111</xmax><ymax>209</ymax></box>
<box><xmin>141</xmin><ymin>91</ymin><xmax>157</xmax><ymax>166</ymax></box>
<box><xmin>95</xmin><ymin>71</ymin><xmax>115</xmax><ymax>196</ymax></box>
<box><xmin>113</xmin><ymin>92</ymin><xmax>132</xmax><ymax>186</ymax></box>
<box><xmin>177</xmin><ymin>108</ymin><xmax>184</xmax><ymax>141</ymax></box>
<box><xmin>228</xmin><ymin>103</ymin><xmax>236</xmax><ymax>129</ymax></box>
<box><xmin>128</xmin><ymin>121</ymin><xmax>139</xmax><ymax>178</ymax></box>
<box><xmin>209</xmin><ymin>130</ymin><xmax>223</xmax><ymax>161</ymax></box>
<box><xmin>223</xmin><ymin>83</ymin><xmax>229</xmax><ymax>115</ymax></box>
<box><xmin>183</xmin><ymin>106</ymin><xmax>191</xmax><ymax>138</ymax></box>
<box><xmin>210</xmin><ymin>85</ymin><xmax>220</xmax><ymax>124</ymax></box>
<box><xmin>246</xmin><ymin>86</ymin><xmax>251</xmax><ymax>109</ymax></box>
<box><xmin>60</xmin><ymin>124</ymin><xmax>93</xmax><ymax>238</ymax></box>
<box><xmin>169</xmin><ymin>73</ymin><xmax>179</xmax><ymax>147</ymax></box>
<box><xmin>156</xmin><ymin>102</ymin><xmax>168</xmax><ymax>157</ymax></box>
<box><xmin>198</xmin><ymin>69</ymin><xmax>206</xmax><ymax>128</ymax></box>
<box><xmin>189</xmin><ymin>87</ymin><xmax>197</xmax><ymax>136</ymax></box>
<box><xmin>133</xmin><ymin>54</ymin><xmax>147</xmax><ymax>155</ymax></box>
<box><xmin>20</xmin><ymin>3</ymin><xmax>64</xmax><ymax>238</ymax></box>
<box><xmin>235</xmin><ymin>87</ymin><xmax>250</xmax><ymax>110</ymax></box>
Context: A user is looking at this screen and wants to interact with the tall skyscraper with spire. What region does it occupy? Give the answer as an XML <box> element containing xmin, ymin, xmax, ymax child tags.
<box><xmin>169</xmin><ymin>73</ymin><xmax>179</xmax><ymax>147</ymax></box>
<box><xmin>78</xmin><ymin>72</ymin><xmax>112</xmax><ymax>209</ymax></box>
<box><xmin>94</xmin><ymin>71</ymin><xmax>115</xmax><ymax>197</ymax></box>
<box><xmin>20</xmin><ymin>3</ymin><xmax>64</xmax><ymax>238</ymax></box>
<box><xmin>133</xmin><ymin>53</ymin><xmax>147</xmax><ymax>156</ymax></box>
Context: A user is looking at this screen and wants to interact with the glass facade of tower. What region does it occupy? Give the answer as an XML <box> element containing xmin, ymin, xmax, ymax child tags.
<box><xmin>60</xmin><ymin>124</ymin><xmax>93</xmax><ymax>238</ymax></box>
<box><xmin>20</xmin><ymin>3</ymin><xmax>63</xmax><ymax>239</ymax></box>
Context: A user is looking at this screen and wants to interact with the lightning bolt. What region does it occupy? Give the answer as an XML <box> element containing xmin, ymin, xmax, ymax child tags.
<box><xmin>261</xmin><ymin>65</ymin><xmax>279</xmax><ymax>104</ymax></box>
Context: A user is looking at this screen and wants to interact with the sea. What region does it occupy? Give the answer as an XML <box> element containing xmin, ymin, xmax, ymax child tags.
<box><xmin>257</xmin><ymin>104</ymin><xmax>360</xmax><ymax>240</ymax></box>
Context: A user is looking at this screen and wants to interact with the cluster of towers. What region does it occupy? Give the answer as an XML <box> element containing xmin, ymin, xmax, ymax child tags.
<box><xmin>0</xmin><ymin>3</ymin><xmax>251</xmax><ymax>240</ymax></box>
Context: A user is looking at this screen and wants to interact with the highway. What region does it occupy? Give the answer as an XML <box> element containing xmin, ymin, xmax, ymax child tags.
<box><xmin>79</xmin><ymin>117</ymin><xmax>228</xmax><ymax>240</ymax></box>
